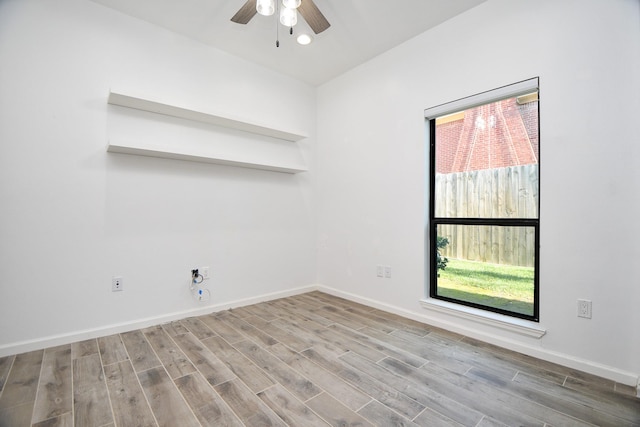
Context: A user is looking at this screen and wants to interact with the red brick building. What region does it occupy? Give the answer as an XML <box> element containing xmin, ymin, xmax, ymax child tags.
<box><xmin>435</xmin><ymin>96</ymin><xmax>538</xmax><ymax>174</ymax></box>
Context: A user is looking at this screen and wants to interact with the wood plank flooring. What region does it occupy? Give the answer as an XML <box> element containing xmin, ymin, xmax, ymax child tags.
<box><xmin>0</xmin><ymin>291</ymin><xmax>638</xmax><ymax>426</ymax></box>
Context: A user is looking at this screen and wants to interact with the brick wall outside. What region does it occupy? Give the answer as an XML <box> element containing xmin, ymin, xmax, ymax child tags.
<box><xmin>435</xmin><ymin>97</ymin><xmax>538</xmax><ymax>174</ymax></box>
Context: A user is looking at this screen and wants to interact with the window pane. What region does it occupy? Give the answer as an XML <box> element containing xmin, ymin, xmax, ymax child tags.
<box><xmin>435</xmin><ymin>224</ymin><xmax>535</xmax><ymax>317</ymax></box>
<box><xmin>434</xmin><ymin>95</ymin><xmax>539</xmax><ymax>219</ymax></box>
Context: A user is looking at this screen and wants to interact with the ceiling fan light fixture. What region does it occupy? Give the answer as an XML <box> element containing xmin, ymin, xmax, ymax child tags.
<box><xmin>256</xmin><ymin>0</ymin><xmax>275</xmax><ymax>16</ymax></box>
<box><xmin>297</xmin><ymin>33</ymin><xmax>312</xmax><ymax>45</ymax></box>
<box><xmin>279</xmin><ymin>7</ymin><xmax>297</xmax><ymax>27</ymax></box>
<box><xmin>282</xmin><ymin>0</ymin><xmax>301</xmax><ymax>9</ymax></box>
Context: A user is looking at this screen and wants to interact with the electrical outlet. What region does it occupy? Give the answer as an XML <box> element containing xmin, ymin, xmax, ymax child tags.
<box><xmin>376</xmin><ymin>265</ymin><xmax>384</xmax><ymax>278</ymax></box>
<box><xmin>384</xmin><ymin>266</ymin><xmax>392</xmax><ymax>278</ymax></box>
<box><xmin>201</xmin><ymin>266</ymin><xmax>210</xmax><ymax>279</ymax></box>
<box><xmin>112</xmin><ymin>276</ymin><xmax>123</xmax><ymax>292</ymax></box>
<box><xmin>577</xmin><ymin>299</ymin><xmax>592</xmax><ymax>318</ymax></box>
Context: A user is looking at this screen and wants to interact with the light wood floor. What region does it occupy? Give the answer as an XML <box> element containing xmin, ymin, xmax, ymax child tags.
<box><xmin>0</xmin><ymin>291</ymin><xmax>638</xmax><ymax>427</ymax></box>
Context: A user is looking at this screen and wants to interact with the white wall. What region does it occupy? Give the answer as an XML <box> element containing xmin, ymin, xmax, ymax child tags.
<box><xmin>316</xmin><ymin>0</ymin><xmax>640</xmax><ymax>384</ymax></box>
<box><xmin>0</xmin><ymin>0</ymin><xmax>317</xmax><ymax>353</ymax></box>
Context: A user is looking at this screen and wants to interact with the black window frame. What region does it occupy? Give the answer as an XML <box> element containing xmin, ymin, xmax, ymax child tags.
<box><xmin>426</xmin><ymin>78</ymin><xmax>541</xmax><ymax>322</ymax></box>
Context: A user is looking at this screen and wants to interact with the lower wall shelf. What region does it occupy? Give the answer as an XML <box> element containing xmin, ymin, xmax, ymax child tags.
<box><xmin>106</xmin><ymin>141</ymin><xmax>307</xmax><ymax>174</ymax></box>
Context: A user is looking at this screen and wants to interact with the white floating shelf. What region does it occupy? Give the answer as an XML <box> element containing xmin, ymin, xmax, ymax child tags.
<box><xmin>107</xmin><ymin>141</ymin><xmax>307</xmax><ymax>174</ymax></box>
<box><xmin>108</xmin><ymin>91</ymin><xmax>308</xmax><ymax>142</ymax></box>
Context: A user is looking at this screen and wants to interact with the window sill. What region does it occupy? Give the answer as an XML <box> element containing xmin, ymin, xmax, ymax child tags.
<box><xmin>419</xmin><ymin>298</ymin><xmax>546</xmax><ymax>339</ymax></box>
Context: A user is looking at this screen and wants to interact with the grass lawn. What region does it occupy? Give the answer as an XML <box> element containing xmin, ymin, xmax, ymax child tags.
<box><xmin>437</xmin><ymin>258</ymin><xmax>534</xmax><ymax>316</ymax></box>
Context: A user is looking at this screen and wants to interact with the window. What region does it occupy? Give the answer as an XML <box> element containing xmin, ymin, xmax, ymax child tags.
<box><xmin>426</xmin><ymin>78</ymin><xmax>540</xmax><ymax>321</ymax></box>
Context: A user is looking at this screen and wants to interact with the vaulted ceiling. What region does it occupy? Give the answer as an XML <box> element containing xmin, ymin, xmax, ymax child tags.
<box><xmin>88</xmin><ymin>0</ymin><xmax>487</xmax><ymax>86</ymax></box>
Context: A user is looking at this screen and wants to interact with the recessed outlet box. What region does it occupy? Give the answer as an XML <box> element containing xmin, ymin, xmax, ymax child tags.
<box><xmin>577</xmin><ymin>299</ymin><xmax>592</xmax><ymax>318</ymax></box>
<box><xmin>112</xmin><ymin>276</ymin><xmax>123</xmax><ymax>292</ymax></box>
<box><xmin>201</xmin><ymin>266</ymin><xmax>210</xmax><ymax>279</ymax></box>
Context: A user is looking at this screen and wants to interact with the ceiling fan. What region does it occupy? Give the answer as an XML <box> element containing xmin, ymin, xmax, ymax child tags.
<box><xmin>231</xmin><ymin>0</ymin><xmax>331</xmax><ymax>34</ymax></box>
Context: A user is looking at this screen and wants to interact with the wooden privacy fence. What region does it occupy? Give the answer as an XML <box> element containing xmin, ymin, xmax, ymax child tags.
<box><xmin>435</xmin><ymin>164</ymin><xmax>538</xmax><ymax>267</ymax></box>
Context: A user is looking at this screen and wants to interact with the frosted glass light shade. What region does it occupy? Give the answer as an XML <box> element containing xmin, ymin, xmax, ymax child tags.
<box><xmin>256</xmin><ymin>0</ymin><xmax>275</xmax><ymax>16</ymax></box>
<box><xmin>297</xmin><ymin>34</ymin><xmax>312</xmax><ymax>45</ymax></box>
<box><xmin>282</xmin><ymin>0</ymin><xmax>301</xmax><ymax>8</ymax></box>
<box><xmin>280</xmin><ymin>7</ymin><xmax>297</xmax><ymax>27</ymax></box>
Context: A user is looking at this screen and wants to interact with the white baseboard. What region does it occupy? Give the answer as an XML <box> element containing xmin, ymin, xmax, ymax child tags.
<box><xmin>2</xmin><ymin>282</ymin><xmax>638</xmax><ymax>391</ymax></box>
<box><xmin>0</xmin><ymin>284</ymin><xmax>320</xmax><ymax>357</ymax></box>
<box><xmin>315</xmin><ymin>285</ymin><xmax>640</xmax><ymax>388</ymax></box>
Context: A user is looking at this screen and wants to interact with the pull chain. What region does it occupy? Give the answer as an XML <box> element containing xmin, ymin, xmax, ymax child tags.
<box><xmin>275</xmin><ymin>0</ymin><xmax>280</xmax><ymax>47</ymax></box>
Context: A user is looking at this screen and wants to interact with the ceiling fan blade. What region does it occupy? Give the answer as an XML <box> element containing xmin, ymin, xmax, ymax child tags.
<box><xmin>298</xmin><ymin>0</ymin><xmax>330</xmax><ymax>34</ymax></box>
<box><xmin>231</xmin><ymin>0</ymin><xmax>257</xmax><ymax>24</ymax></box>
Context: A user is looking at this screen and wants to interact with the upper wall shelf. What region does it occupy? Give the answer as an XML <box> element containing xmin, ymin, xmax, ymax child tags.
<box><xmin>107</xmin><ymin>91</ymin><xmax>308</xmax><ymax>142</ymax></box>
